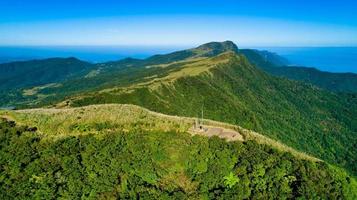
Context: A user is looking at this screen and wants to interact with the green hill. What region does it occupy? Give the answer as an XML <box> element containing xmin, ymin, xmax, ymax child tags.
<box><xmin>266</xmin><ymin>66</ymin><xmax>357</xmax><ymax>93</ymax></box>
<box><xmin>0</xmin><ymin>57</ymin><xmax>94</xmax><ymax>90</ymax></box>
<box><xmin>0</xmin><ymin>42</ymin><xmax>240</xmax><ymax>107</ymax></box>
<box><xmin>1</xmin><ymin>104</ymin><xmax>356</xmax><ymax>199</ymax></box>
<box><xmin>145</xmin><ymin>40</ymin><xmax>239</xmax><ymax>64</ymax></box>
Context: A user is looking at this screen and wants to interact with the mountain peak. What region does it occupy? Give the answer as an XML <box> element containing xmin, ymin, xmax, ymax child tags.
<box><xmin>145</xmin><ymin>41</ymin><xmax>239</xmax><ymax>65</ymax></box>
<box><xmin>196</xmin><ymin>41</ymin><xmax>239</xmax><ymax>54</ymax></box>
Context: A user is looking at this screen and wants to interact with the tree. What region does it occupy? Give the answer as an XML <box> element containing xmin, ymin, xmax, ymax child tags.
<box><xmin>224</xmin><ymin>172</ymin><xmax>239</xmax><ymax>188</ymax></box>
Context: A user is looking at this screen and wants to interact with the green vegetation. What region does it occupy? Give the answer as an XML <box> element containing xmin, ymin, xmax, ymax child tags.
<box><xmin>0</xmin><ymin>57</ymin><xmax>95</xmax><ymax>107</ymax></box>
<box><xmin>266</xmin><ymin>66</ymin><xmax>357</xmax><ymax>93</ymax></box>
<box><xmin>0</xmin><ymin>41</ymin><xmax>239</xmax><ymax>107</ymax></box>
<box><xmin>4</xmin><ymin>43</ymin><xmax>354</xmax><ymax>176</ymax></box>
<box><xmin>5</xmin><ymin>104</ymin><xmax>319</xmax><ymax>161</ymax></box>
<box><xmin>0</xmin><ymin>41</ymin><xmax>357</xmax><ymax>198</ymax></box>
<box><xmin>241</xmin><ymin>49</ymin><xmax>357</xmax><ymax>93</ymax></box>
<box><xmin>61</xmin><ymin>52</ymin><xmax>357</xmax><ymax>176</ymax></box>
<box><xmin>1</xmin><ymin>107</ymin><xmax>356</xmax><ymax>199</ymax></box>
<box><xmin>0</xmin><ymin>57</ymin><xmax>93</xmax><ymax>90</ymax></box>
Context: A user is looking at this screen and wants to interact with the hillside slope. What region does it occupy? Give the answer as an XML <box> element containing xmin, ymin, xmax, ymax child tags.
<box><xmin>7</xmin><ymin>104</ymin><xmax>318</xmax><ymax>161</ymax></box>
<box><xmin>55</xmin><ymin>51</ymin><xmax>357</xmax><ymax>176</ymax></box>
<box><xmin>240</xmin><ymin>49</ymin><xmax>357</xmax><ymax>92</ymax></box>
<box><xmin>1</xmin><ymin>104</ymin><xmax>356</xmax><ymax>199</ymax></box>
<box><xmin>0</xmin><ymin>41</ymin><xmax>239</xmax><ymax>107</ymax></box>
<box><xmin>0</xmin><ymin>41</ymin><xmax>356</xmax><ymax>176</ymax></box>
<box><xmin>266</xmin><ymin>66</ymin><xmax>357</xmax><ymax>93</ymax></box>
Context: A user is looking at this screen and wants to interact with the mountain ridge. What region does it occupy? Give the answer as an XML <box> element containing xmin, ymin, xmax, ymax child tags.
<box><xmin>49</xmin><ymin>50</ymin><xmax>357</xmax><ymax>175</ymax></box>
<box><xmin>5</xmin><ymin>103</ymin><xmax>319</xmax><ymax>161</ymax></box>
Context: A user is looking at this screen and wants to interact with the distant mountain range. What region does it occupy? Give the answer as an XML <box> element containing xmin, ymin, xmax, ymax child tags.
<box><xmin>0</xmin><ymin>57</ymin><xmax>94</xmax><ymax>90</ymax></box>
<box><xmin>0</xmin><ymin>56</ymin><xmax>35</xmax><ymax>64</ymax></box>
<box><xmin>1</xmin><ymin>42</ymin><xmax>356</xmax><ymax>93</ymax></box>
<box><xmin>241</xmin><ymin>49</ymin><xmax>357</xmax><ymax>93</ymax></box>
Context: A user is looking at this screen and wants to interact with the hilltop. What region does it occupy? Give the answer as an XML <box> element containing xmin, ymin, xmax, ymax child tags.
<box><xmin>5</xmin><ymin>104</ymin><xmax>318</xmax><ymax>161</ymax></box>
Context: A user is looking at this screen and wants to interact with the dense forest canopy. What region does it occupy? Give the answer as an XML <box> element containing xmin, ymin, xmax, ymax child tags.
<box><xmin>1</xmin><ymin>118</ymin><xmax>356</xmax><ymax>199</ymax></box>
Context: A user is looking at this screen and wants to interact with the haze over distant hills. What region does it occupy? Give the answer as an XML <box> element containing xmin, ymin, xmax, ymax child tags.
<box><xmin>261</xmin><ymin>47</ymin><xmax>357</xmax><ymax>73</ymax></box>
<box><xmin>0</xmin><ymin>46</ymin><xmax>189</xmax><ymax>64</ymax></box>
<box><xmin>1</xmin><ymin>45</ymin><xmax>357</xmax><ymax>73</ymax></box>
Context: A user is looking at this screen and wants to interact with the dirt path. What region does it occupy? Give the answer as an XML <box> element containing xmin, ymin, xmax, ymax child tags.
<box><xmin>189</xmin><ymin>125</ymin><xmax>244</xmax><ymax>142</ymax></box>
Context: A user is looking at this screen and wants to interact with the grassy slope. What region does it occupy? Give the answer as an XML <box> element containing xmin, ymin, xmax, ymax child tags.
<box><xmin>5</xmin><ymin>104</ymin><xmax>318</xmax><ymax>161</ymax></box>
<box><xmin>0</xmin><ymin>41</ymin><xmax>239</xmax><ymax>108</ymax></box>
<box><xmin>1</xmin><ymin>104</ymin><xmax>356</xmax><ymax>199</ymax></box>
<box><xmin>62</xmin><ymin>52</ymin><xmax>357</xmax><ymax>176</ymax></box>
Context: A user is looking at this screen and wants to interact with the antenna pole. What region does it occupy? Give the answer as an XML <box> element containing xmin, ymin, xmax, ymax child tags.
<box><xmin>201</xmin><ymin>104</ymin><xmax>203</xmax><ymax>125</ymax></box>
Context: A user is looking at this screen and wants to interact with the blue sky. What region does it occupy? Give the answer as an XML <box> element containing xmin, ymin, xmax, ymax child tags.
<box><xmin>1</xmin><ymin>0</ymin><xmax>357</xmax><ymax>46</ymax></box>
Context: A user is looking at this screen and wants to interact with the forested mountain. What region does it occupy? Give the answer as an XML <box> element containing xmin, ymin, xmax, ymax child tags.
<box><xmin>1</xmin><ymin>104</ymin><xmax>356</xmax><ymax>199</ymax></box>
<box><xmin>44</xmin><ymin>49</ymin><xmax>355</xmax><ymax>176</ymax></box>
<box><xmin>240</xmin><ymin>49</ymin><xmax>357</xmax><ymax>92</ymax></box>
<box><xmin>265</xmin><ymin>66</ymin><xmax>357</xmax><ymax>93</ymax></box>
<box><xmin>0</xmin><ymin>57</ymin><xmax>94</xmax><ymax>90</ymax></box>
<box><xmin>0</xmin><ymin>41</ymin><xmax>241</xmax><ymax>107</ymax></box>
